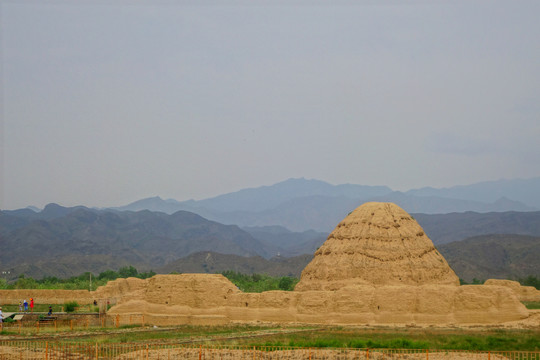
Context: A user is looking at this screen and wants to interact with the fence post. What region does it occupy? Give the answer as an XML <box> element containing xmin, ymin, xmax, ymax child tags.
<box><xmin>45</xmin><ymin>341</ymin><xmax>48</xmax><ymax>360</ymax></box>
<box><xmin>199</xmin><ymin>345</ymin><xmax>202</xmax><ymax>360</ymax></box>
<box><xmin>95</xmin><ymin>343</ymin><xmax>98</xmax><ymax>360</ymax></box>
<box><xmin>146</xmin><ymin>344</ymin><xmax>149</xmax><ymax>360</ymax></box>
<box><xmin>426</xmin><ymin>349</ymin><xmax>429</xmax><ymax>360</ymax></box>
<box><xmin>488</xmin><ymin>351</ymin><xmax>490</xmax><ymax>360</ymax></box>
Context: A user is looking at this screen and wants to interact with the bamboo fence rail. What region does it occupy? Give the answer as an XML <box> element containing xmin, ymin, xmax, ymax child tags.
<box><xmin>0</xmin><ymin>314</ymin><xmax>145</xmax><ymax>335</ymax></box>
<box><xmin>0</xmin><ymin>341</ymin><xmax>539</xmax><ymax>360</ymax></box>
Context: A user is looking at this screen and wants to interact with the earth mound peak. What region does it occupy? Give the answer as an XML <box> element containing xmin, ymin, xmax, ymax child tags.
<box><xmin>295</xmin><ymin>202</ymin><xmax>460</xmax><ymax>290</ymax></box>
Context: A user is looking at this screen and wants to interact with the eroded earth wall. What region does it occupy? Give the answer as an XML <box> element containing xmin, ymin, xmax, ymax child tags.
<box><xmin>107</xmin><ymin>274</ymin><xmax>529</xmax><ymax>326</ymax></box>
<box><xmin>0</xmin><ymin>289</ymin><xmax>92</xmax><ymax>305</ymax></box>
<box><xmin>484</xmin><ymin>279</ymin><xmax>540</xmax><ymax>301</ymax></box>
<box><xmin>0</xmin><ymin>278</ymin><xmax>146</xmax><ymax>306</ymax></box>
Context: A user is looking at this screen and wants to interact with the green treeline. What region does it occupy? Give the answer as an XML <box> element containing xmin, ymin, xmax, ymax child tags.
<box><xmin>0</xmin><ymin>267</ymin><xmax>299</xmax><ymax>292</ymax></box>
<box><xmin>221</xmin><ymin>270</ymin><xmax>298</xmax><ymax>292</ymax></box>
<box><xmin>0</xmin><ymin>266</ymin><xmax>156</xmax><ymax>290</ymax></box>
<box><xmin>459</xmin><ymin>275</ymin><xmax>540</xmax><ymax>289</ymax></box>
<box><xmin>1</xmin><ymin>267</ymin><xmax>538</xmax><ymax>292</ymax></box>
<box><xmin>255</xmin><ymin>330</ymin><xmax>540</xmax><ymax>351</ymax></box>
<box><xmin>519</xmin><ymin>275</ymin><xmax>540</xmax><ymax>289</ymax></box>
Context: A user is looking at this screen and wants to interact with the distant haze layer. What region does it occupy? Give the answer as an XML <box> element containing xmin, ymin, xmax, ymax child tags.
<box><xmin>2</xmin><ymin>1</ymin><xmax>540</xmax><ymax>209</ymax></box>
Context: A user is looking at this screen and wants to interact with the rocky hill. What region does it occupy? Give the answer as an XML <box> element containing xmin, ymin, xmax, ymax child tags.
<box><xmin>415</xmin><ymin>211</ymin><xmax>540</xmax><ymax>245</ymax></box>
<box><xmin>437</xmin><ymin>234</ymin><xmax>540</xmax><ymax>282</ymax></box>
<box><xmin>157</xmin><ymin>252</ymin><xmax>312</xmax><ymax>277</ymax></box>
<box><xmin>0</xmin><ymin>207</ymin><xmax>274</xmax><ymax>280</ymax></box>
<box><xmin>2</xmin><ymin>200</ymin><xmax>540</xmax><ymax>282</ymax></box>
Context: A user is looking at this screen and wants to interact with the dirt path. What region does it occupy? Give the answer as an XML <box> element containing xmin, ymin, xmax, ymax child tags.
<box><xmin>0</xmin><ymin>325</ymin><xmax>323</xmax><ymax>344</ymax></box>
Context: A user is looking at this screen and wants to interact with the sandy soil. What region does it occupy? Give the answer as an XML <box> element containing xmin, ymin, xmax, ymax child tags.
<box><xmin>0</xmin><ymin>345</ymin><xmax>519</xmax><ymax>360</ymax></box>
<box><xmin>110</xmin><ymin>348</ymin><xmax>513</xmax><ymax>360</ymax></box>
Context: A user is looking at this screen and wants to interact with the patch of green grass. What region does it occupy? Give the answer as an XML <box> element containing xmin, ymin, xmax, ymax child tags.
<box><xmin>59</xmin><ymin>324</ymin><xmax>281</xmax><ymax>344</ymax></box>
<box><xmin>118</xmin><ymin>324</ymin><xmax>142</xmax><ymax>329</ymax></box>
<box><xmin>222</xmin><ymin>271</ymin><xmax>299</xmax><ymax>292</ymax></box>
<box><xmin>3</xmin><ymin>323</ymin><xmax>539</xmax><ymax>352</ymax></box>
<box><xmin>230</xmin><ymin>328</ymin><xmax>540</xmax><ymax>351</ymax></box>
<box><xmin>0</xmin><ymin>304</ymin><xmax>65</xmax><ymax>313</ymax></box>
<box><xmin>64</xmin><ymin>301</ymin><xmax>79</xmax><ymax>313</ymax></box>
<box><xmin>522</xmin><ymin>301</ymin><xmax>540</xmax><ymax>309</ymax></box>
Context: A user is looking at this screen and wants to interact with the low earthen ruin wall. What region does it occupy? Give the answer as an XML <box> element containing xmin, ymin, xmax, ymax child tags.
<box><xmin>0</xmin><ymin>289</ymin><xmax>93</xmax><ymax>306</ymax></box>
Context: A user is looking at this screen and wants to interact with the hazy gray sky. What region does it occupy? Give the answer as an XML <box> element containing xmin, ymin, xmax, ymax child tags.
<box><xmin>2</xmin><ymin>0</ymin><xmax>539</xmax><ymax>209</ymax></box>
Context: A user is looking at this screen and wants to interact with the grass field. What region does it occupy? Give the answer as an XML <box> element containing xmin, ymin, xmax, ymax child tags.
<box><xmin>238</xmin><ymin>327</ymin><xmax>540</xmax><ymax>352</ymax></box>
<box><xmin>523</xmin><ymin>301</ymin><xmax>540</xmax><ymax>309</ymax></box>
<box><xmin>4</xmin><ymin>324</ymin><xmax>536</xmax><ymax>352</ymax></box>
<box><xmin>1</xmin><ymin>301</ymin><xmax>539</xmax><ymax>352</ymax></box>
<box><xmin>1</xmin><ymin>303</ymin><xmax>97</xmax><ymax>313</ymax></box>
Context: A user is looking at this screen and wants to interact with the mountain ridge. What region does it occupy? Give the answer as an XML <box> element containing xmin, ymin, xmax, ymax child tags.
<box><xmin>437</xmin><ymin>234</ymin><xmax>540</xmax><ymax>282</ymax></box>
<box><xmin>2</xmin><ymin>204</ymin><xmax>540</xmax><ymax>281</ymax></box>
<box><xmin>107</xmin><ymin>177</ymin><xmax>539</xmax><ymax>232</ymax></box>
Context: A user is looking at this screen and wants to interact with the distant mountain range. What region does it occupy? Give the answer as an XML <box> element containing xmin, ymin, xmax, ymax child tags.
<box><xmin>109</xmin><ymin>177</ymin><xmax>540</xmax><ymax>232</ymax></box>
<box><xmin>1</xmin><ymin>177</ymin><xmax>540</xmax><ymax>281</ymax></box>
<box><xmin>2</xmin><ymin>203</ymin><xmax>540</xmax><ymax>280</ymax></box>
<box><xmin>437</xmin><ymin>234</ymin><xmax>540</xmax><ymax>282</ymax></box>
<box><xmin>414</xmin><ymin>211</ymin><xmax>540</xmax><ymax>245</ymax></box>
<box><xmin>407</xmin><ymin>178</ymin><xmax>540</xmax><ymax>209</ymax></box>
<box><xmin>0</xmin><ymin>205</ymin><xmax>327</xmax><ymax>280</ymax></box>
<box><xmin>0</xmin><ymin>207</ymin><xmax>267</xmax><ymax>280</ymax></box>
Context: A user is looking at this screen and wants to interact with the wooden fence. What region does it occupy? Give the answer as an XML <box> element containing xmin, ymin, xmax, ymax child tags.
<box><xmin>0</xmin><ymin>314</ymin><xmax>145</xmax><ymax>335</ymax></box>
<box><xmin>0</xmin><ymin>342</ymin><xmax>539</xmax><ymax>360</ymax></box>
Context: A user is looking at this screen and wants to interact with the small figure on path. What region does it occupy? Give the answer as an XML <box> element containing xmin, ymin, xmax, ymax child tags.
<box><xmin>30</xmin><ymin>298</ymin><xmax>34</xmax><ymax>312</ymax></box>
<box><xmin>18</xmin><ymin>301</ymin><xmax>22</xmax><ymax>312</ymax></box>
<box><xmin>48</xmin><ymin>306</ymin><xmax>53</xmax><ymax>316</ymax></box>
<box><xmin>23</xmin><ymin>299</ymin><xmax>28</xmax><ymax>312</ymax></box>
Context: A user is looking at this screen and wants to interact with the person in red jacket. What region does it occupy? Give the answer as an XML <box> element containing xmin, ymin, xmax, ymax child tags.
<box><xmin>30</xmin><ymin>298</ymin><xmax>34</xmax><ymax>313</ymax></box>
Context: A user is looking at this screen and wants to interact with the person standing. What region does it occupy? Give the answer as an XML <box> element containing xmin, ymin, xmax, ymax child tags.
<box><xmin>18</xmin><ymin>301</ymin><xmax>22</xmax><ymax>312</ymax></box>
<box><xmin>23</xmin><ymin>299</ymin><xmax>28</xmax><ymax>312</ymax></box>
<box><xmin>30</xmin><ymin>298</ymin><xmax>34</xmax><ymax>313</ymax></box>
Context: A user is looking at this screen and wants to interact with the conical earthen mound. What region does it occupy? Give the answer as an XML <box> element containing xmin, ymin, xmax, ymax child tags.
<box><xmin>295</xmin><ymin>202</ymin><xmax>460</xmax><ymax>291</ymax></box>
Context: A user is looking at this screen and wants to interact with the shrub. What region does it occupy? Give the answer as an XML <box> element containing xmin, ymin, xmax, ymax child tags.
<box><xmin>64</xmin><ymin>301</ymin><xmax>79</xmax><ymax>313</ymax></box>
<box><xmin>519</xmin><ymin>275</ymin><xmax>540</xmax><ymax>290</ymax></box>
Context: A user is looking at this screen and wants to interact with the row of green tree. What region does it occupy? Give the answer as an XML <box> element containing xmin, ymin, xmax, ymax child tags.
<box><xmin>221</xmin><ymin>270</ymin><xmax>298</xmax><ymax>292</ymax></box>
<box><xmin>0</xmin><ymin>266</ymin><xmax>156</xmax><ymax>290</ymax></box>
<box><xmin>0</xmin><ymin>267</ymin><xmax>299</xmax><ymax>292</ymax></box>
<box><xmin>459</xmin><ymin>275</ymin><xmax>540</xmax><ymax>289</ymax></box>
<box><xmin>1</xmin><ymin>268</ymin><xmax>537</xmax><ymax>292</ymax></box>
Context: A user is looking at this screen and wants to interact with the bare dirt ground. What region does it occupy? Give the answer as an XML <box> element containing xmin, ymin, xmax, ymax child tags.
<box><xmin>0</xmin><ymin>345</ymin><xmax>515</xmax><ymax>360</ymax></box>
